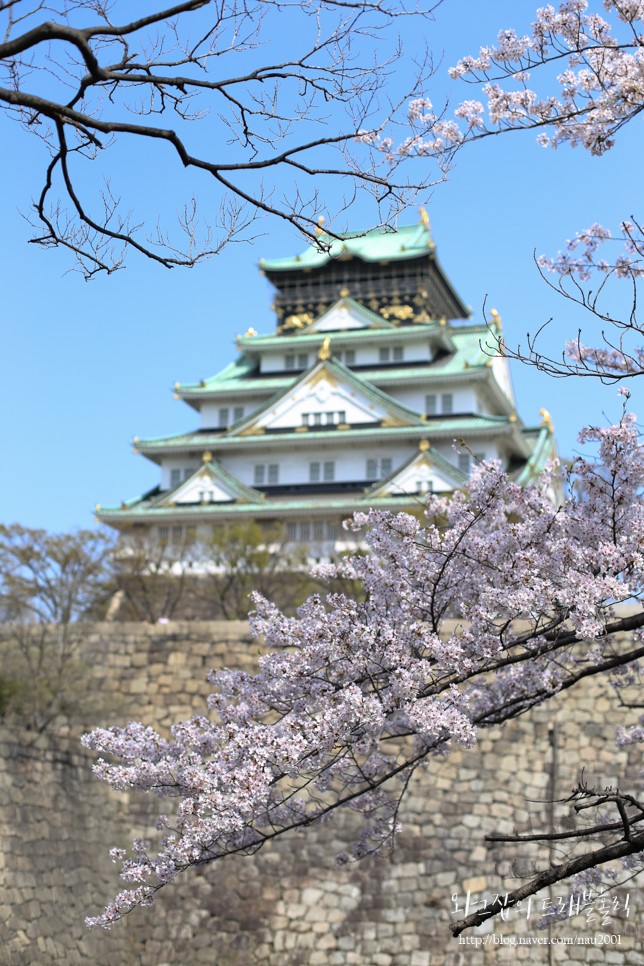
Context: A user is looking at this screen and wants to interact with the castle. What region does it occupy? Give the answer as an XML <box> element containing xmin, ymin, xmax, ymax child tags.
<box><xmin>96</xmin><ymin>215</ymin><xmax>556</xmax><ymax>549</ymax></box>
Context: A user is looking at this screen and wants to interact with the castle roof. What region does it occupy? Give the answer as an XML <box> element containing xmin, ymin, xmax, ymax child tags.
<box><xmin>175</xmin><ymin>321</ymin><xmax>490</xmax><ymax>403</ymax></box>
<box><xmin>98</xmin><ymin>219</ymin><xmax>559</xmax><ymax>537</ymax></box>
<box><xmin>261</xmin><ymin>222</ymin><xmax>440</xmax><ymax>271</ymax></box>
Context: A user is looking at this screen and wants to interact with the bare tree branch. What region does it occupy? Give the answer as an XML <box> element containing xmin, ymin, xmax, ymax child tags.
<box><xmin>0</xmin><ymin>0</ymin><xmax>445</xmax><ymax>277</ymax></box>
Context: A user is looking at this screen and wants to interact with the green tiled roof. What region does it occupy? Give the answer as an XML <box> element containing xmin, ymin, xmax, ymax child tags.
<box><xmin>260</xmin><ymin>222</ymin><xmax>436</xmax><ymax>271</ymax></box>
<box><xmin>156</xmin><ymin>459</ymin><xmax>262</xmax><ymax>506</ymax></box>
<box><xmin>136</xmin><ymin>415</ymin><xmax>525</xmax><ymax>461</ymax></box>
<box><xmin>176</xmin><ymin>326</ymin><xmax>488</xmax><ymax>398</ymax></box>
<box><xmin>237</xmin><ymin>308</ymin><xmax>423</xmax><ymax>350</ymax></box>
<box><xmin>99</xmin><ymin>425</ymin><xmax>550</xmax><ymax>524</ymax></box>
<box><xmin>514</xmin><ymin>425</ymin><xmax>558</xmax><ymax>484</ymax></box>
<box><xmin>98</xmin><ymin>491</ymin><xmax>438</xmax><ymax>523</ymax></box>
<box><xmin>177</xmin><ymin>355</ymin><xmax>255</xmax><ymax>395</ymax></box>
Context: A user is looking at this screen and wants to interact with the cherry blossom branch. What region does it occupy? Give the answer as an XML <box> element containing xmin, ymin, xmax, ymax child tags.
<box><xmin>83</xmin><ymin>406</ymin><xmax>644</xmax><ymax>930</ymax></box>
<box><xmin>371</xmin><ymin>1</ymin><xmax>644</xmax><ymax>380</ymax></box>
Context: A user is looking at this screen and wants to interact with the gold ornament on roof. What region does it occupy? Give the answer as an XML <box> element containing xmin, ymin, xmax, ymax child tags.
<box><xmin>319</xmin><ymin>337</ymin><xmax>332</xmax><ymax>360</ymax></box>
<box><xmin>282</xmin><ymin>312</ymin><xmax>314</xmax><ymax>331</ymax></box>
<box><xmin>419</xmin><ymin>439</ymin><xmax>430</xmax><ymax>451</ymax></box>
<box><xmin>381</xmin><ymin>302</ymin><xmax>415</xmax><ymax>322</ymax></box>
<box><xmin>419</xmin><ymin>206</ymin><xmax>430</xmax><ymax>228</ymax></box>
<box><xmin>490</xmin><ymin>308</ymin><xmax>502</xmax><ymax>329</ymax></box>
<box><xmin>244</xmin><ymin>327</ymin><xmax>258</xmax><ymax>338</ymax></box>
<box><xmin>539</xmin><ymin>408</ymin><xmax>554</xmax><ymax>433</ymax></box>
<box><xmin>202</xmin><ymin>450</ymin><xmax>213</xmax><ymax>462</ymax></box>
<box><xmin>315</xmin><ymin>215</ymin><xmax>325</xmax><ymax>236</ymax></box>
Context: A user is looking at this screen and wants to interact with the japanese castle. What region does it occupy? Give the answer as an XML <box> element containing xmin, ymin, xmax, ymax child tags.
<box><xmin>97</xmin><ymin>215</ymin><xmax>556</xmax><ymax>552</ymax></box>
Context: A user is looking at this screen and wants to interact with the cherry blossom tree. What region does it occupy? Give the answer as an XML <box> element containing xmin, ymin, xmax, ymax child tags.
<box><xmin>392</xmin><ymin>0</ymin><xmax>644</xmax><ymax>380</ymax></box>
<box><xmin>82</xmin><ymin>406</ymin><xmax>644</xmax><ymax>932</ymax></box>
<box><xmin>82</xmin><ymin>0</ymin><xmax>644</xmax><ymax>936</ymax></box>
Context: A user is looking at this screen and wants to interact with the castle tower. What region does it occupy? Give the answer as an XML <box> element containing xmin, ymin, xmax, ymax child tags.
<box><xmin>97</xmin><ymin>216</ymin><xmax>556</xmax><ymax>553</ymax></box>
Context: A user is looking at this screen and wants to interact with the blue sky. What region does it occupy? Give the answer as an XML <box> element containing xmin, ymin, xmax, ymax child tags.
<box><xmin>1</xmin><ymin>0</ymin><xmax>635</xmax><ymax>533</ymax></box>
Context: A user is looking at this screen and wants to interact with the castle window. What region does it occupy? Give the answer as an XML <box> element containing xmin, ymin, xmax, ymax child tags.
<box><xmin>379</xmin><ymin>346</ymin><xmax>403</xmax><ymax>363</ymax></box>
<box><xmin>309</xmin><ymin>460</ymin><xmax>335</xmax><ymax>482</ymax></box>
<box><xmin>460</xmin><ymin>452</ymin><xmax>485</xmax><ymax>473</ymax></box>
<box><xmin>158</xmin><ymin>526</ymin><xmax>169</xmax><ymax>545</ymax></box>
<box><xmin>426</xmin><ymin>393</ymin><xmax>454</xmax><ymax>416</ymax></box>
<box><xmin>233</xmin><ymin>406</ymin><xmax>244</xmax><ymax>422</ymax></box>
<box><xmin>284</xmin><ymin>354</ymin><xmax>295</xmax><ymax>370</ymax></box>
<box><xmin>326</xmin><ymin>521</ymin><xmax>340</xmax><ymax>541</ymax></box>
<box><xmin>254</xmin><ymin>464</ymin><xmax>279</xmax><ymax>486</ymax></box>
<box><xmin>366</xmin><ymin>457</ymin><xmax>393</xmax><ymax>479</ymax></box>
<box><xmin>285</xmin><ymin>520</ymin><xmax>339</xmax><ymax>542</ymax></box>
<box><xmin>337</xmin><ymin>349</ymin><xmax>356</xmax><ymax>365</ymax></box>
<box><xmin>171</xmin><ymin>526</ymin><xmax>183</xmax><ymax>544</ymax></box>
<box><xmin>297</xmin><ymin>352</ymin><xmax>308</xmax><ymax>368</ymax></box>
<box><xmin>218</xmin><ymin>406</ymin><xmax>229</xmax><ymax>426</ymax></box>
<box><xmin>170</xmin><ymin>468</ymin><xmax>181</xmax><ymax>487</ymax></box>
<box><xmin>183</xmin><ymin>467</ymin><xmax>193</xmax><ymax>481</ymax></box>
<box><xmin>302</xmin><ymin>410</ymin><xmax>346</xmax><ymax>427</ymax></box>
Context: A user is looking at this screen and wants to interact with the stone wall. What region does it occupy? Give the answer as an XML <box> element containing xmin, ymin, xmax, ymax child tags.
<box><xmin>0</xmin><ymin>621</ymin><xmax>641</xmax><ymax>965</ymax></box>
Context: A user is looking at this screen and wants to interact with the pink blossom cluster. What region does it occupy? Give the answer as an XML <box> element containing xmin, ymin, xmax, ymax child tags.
<box><xmin>445</xmin><ymin>1</ymin><xmax>644</xmax><ymax>156</ymax></box>
<box><xmin>616</xmin><ymin>715</ymin><xmax>644</xmax><ymax>747</ymax></box>
<box><xmin>565</xmin><ymin>341</ymin><xmax>644</xmax><ymax>375</ymax></box>
<box><xmin>538</xmin><ymin>221</ymin><xmax>644</xmax><ymax>282</ymax></box>
<box><xmin>369</xmin><ymin>1</ymin><xmax>643</xmax><ymax>162</ymax></box>
<box><xmin>83</xmin><ymin>406</ymin><xmax>644</xmax><ymax>928</ymax></box>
